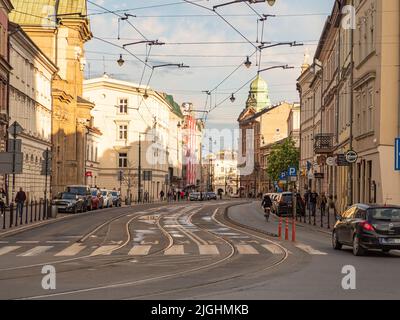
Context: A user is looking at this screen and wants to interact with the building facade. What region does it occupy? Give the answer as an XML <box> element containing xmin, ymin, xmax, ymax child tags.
<box><xmin>83</xmin><ymin>75</ymin><xmax>184</xmax><ymax>201</ymax></box>
<box><xmin>297</xmin><ymin>0</ymin><xmax>400</xmax><ymax>210</ymax></box>
<box><xmin>10</xmin><ymin>0</ymin><xmax>93</xmax><ymax>195</ymax></box>
<box><xmin>8</xmin><ymin>23</ymin><xmax>57</xmax><ymax>201</ymax></box>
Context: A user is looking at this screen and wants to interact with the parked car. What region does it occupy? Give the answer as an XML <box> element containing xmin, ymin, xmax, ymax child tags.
<box><xmin>65</xmin><ymin>185</ymin><xmax>92</xmax><ymax>211</ymax></box>
<box><xmin>100</xmin><ymin>189</ymin><xmax>113</xmax><ymax>208</ymax></box>
<box><xmin>90</xmin><ymin>189</ymin><xmax>102</xmax><ymax>210</ymax></box>
<box><xmin>189</xmin><ymin>192</ymin><xmax>201</xmax><ymax>201</ymax></box>
<box><xmin>52</xmin><ymin>192</ymin><xmax>85</xmax><ymax>214</ymax></box>
<box><xmin>110</xmin><ymin>191</ymin><xmax>122</xmax><ymax>207</ymax></box>
<box><xmin>206</xmin><ymin>192</ymin><xmax>218</xmax><ymax>200</ymax></box>
<box><xmin>332</xmin><ymin>204</ymin><xmax>400</xmax><ymax>256</ymax></box>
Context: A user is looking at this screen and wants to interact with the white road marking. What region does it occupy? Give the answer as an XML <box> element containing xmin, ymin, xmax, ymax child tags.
<box><xmin>16</xmin><ymin>241</ymin><xmax>40</xmax><ymax>244</ymax></box>
<box><xmin>55</xmin><ymin>244</ymin><xmax>86</xmax><ymax>257</ymax></box>
<box><xmin>128</xmin><ymin>245</ymin><xmax>151</xmax><ymax>256</ymax></box>
<box><xmin>18</xmin><ymin>246</ymin><xmax>53</xmax><ymax>257</ymax></box>
<box><xmin>0</xmin><ymin>241</ymin><xmax>9</xmax><ymax>244</ymax></box>
<box><xmin>164</xmin><ymin>245</ymin><xmax>185</xmax><ymax>255</ymax></box>
<box><xmin>262</xmin><ymin>244</ymin><xmax>283</xmax><ymax>254</ymax></box>
<box><xmin>46</xmin><ymin>241</ymin><xmax>70</xmax><ymax>244</ymax></box>
<box><xmin>0</xmin><ymin>246</ymin><xmax>20</xmax><ymax>256</ymax></box>
<box><xmin>295</xmin><ymin>244</ymin><xmax>328</xmax><ymax>255</ymax></box>
<box><xmin>199</xmin><ymin>245</ymin><xmax>219</xmax><ymax>255</ymax></box>
<box><xmin>90</xmin><ymin>245</ymin><xmax>119</xmax><ymax>256</ymax></box>
<box><xmin>236</xmin><ymin>245</ymin><xmax>259</xmax><ymax>255</ymax></box>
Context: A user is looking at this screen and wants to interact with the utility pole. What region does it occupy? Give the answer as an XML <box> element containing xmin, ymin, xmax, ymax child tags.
<box><xmin>138</xmin><ymin>133</ymin><xmax>142</xmax><ymax>203</ymax></box>
<box><xmin>348</xmin><ymin>0</ymin><xmax>355</xmax><ymax>207</ymax></box>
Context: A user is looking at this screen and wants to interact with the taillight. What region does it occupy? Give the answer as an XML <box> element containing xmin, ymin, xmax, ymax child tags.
<box><xmin>360</xmin><ymin>221</ymin><xmax>374</xmax><ymax>232</ymax></box>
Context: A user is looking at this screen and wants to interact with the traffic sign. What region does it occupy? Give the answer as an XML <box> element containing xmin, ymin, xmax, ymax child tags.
<box><xmin>396</xmin><ymin>138</ymin><xmax>400</xmax><ymax>171</ymax></box>
<box><xmin>326</xmin><ymin>156</ymin><xmax>336</xmax><ymax>166</ymax></box>
<box><xmin>7</xmin><ymin>139</ymin><xmax>22</xmax><ymax>153</ymax></box>
<box><xmin>345</xmin><ymin>150</ymin><xmax>358</xmax><ymax>163</ymax></box>
<box><xmin>288</xmin><ymin>167</ymin><xmax>297</xmax><ymax>177</ymax></box>
<box><xmin>7</xmin><ymin>121</ymin><xmax>23</xmax><ymax>135</ymax></box>
<box><xmin>279</xmin><ymin>171</ymin><xmax>288</xmax><ymax>180</ymax></box>
<box><xmin>337</xmin><ymin>154</ymin><xmax>350</xmax><ymax>166</ymax></box>
<box><xmin>0</xmin><ymin>152</ymin><xmax>23</xmax><ymax>174</ymax></box>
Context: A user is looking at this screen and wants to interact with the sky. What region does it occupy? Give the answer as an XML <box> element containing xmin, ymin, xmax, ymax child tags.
<box><xmin>85</xmin><ymin>0</ymin><xmax>334</xmax><ymax>141</ymax></box>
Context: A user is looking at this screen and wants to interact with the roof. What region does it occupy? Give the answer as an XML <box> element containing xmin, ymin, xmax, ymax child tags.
<box><xmin>164</xmin><ymin>94</ymin><xmax>183</xmax><ymax>118</ymax></box>
<box><xmin>250</xmin><ymin>74</ymin><xmax>268</xmax><ymax>92</ymax></box>
<box><xmin>10</xmin><ymin>0</ymin><xmax>87</xmax><ymax>26</ymax></box>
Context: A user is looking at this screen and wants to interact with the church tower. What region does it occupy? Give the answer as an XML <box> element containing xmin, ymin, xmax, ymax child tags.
<box><xmin>245</xmin><ymin>74</ymin><xmax>271</xmax><ymax>112</ymax></box>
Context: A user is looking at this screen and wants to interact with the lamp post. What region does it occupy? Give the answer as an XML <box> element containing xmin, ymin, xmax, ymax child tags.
<box><xmin>213</xmin><ymin>0</ymin><xmax>277</xmax><ymax>10</ymax></box>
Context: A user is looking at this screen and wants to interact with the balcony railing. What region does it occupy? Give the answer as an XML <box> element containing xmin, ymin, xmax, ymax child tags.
<box><xmin>314</xmin><ymin>133</ymin><xmax>334</xmax><ymax>154</ymax></box>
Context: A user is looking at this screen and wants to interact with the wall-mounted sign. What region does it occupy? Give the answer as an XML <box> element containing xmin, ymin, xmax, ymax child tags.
<box><xmin>345</xmin><ymin>150</ymin><xmax>358</xmax><ymax>164</ymax></box>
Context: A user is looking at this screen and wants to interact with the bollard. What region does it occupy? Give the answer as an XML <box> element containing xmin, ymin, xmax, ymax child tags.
<box><xmin>30</xmin><ymin>200</ymin><xmax>33</xmax><ymax>223</ymax></box>
<box><xmin>25</xmin><ymin>201</ymin><xmax>28</xmax><ymax>224</ymax></box>
<box><xmin>278</xmin><ymin>217</ymin><xmax>282</xmax><ymax>239</ymax></box>
<box><xmin>20</xmin><ymin>203</ymin><xmax>23</xmax><ymax>225</ymax></box>
<box><xmin>9</xmin><ymin>203</ymin><xmax>14</xmax><ymax>228</ymax></box>
<box><xmin>292</xmin><ymin>217</ymin><xmax>296</xmax><ymax>242</ymax></box>
<box><xmin>33</xmin><ymin>200</ymin><xmax>36</xmax><ymax>221</ymax></box>
<box><xmin>2</xmin><ymin>205</ymin><xmax>5</xmax><ymax>229</ymax></box>
<box><xmin>285</xmin><ymin>217</ymin><xmax>289</xmax><ymax>241</ymax></box>
<box><xmin>15</xmin><ymin>203</ymin><xmax>18</xmax><ymax>227</ymax></box>
<box><xmin>327</xmin><ymin>207</ymin><xmax>331</xmax><ymax>229</ymax></box>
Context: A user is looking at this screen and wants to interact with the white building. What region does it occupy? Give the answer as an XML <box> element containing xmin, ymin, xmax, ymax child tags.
<box><xmin>83</xmin><ymin>75</ymin><xmax>184</xmax><ymax>201</ymax></box>
<box><xmin>8</xmin><ymin>23</ymin><xmax>57</xmax><ymax>201</ymax></box>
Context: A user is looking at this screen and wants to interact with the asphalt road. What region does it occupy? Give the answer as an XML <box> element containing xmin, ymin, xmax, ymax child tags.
<box><xmin>0</xmin><ymin>200</ymin><xmax>398</xmax><ymax>300</ymax></box>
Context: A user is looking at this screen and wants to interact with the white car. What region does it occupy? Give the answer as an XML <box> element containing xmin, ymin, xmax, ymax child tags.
<box><xmin>100</xmin><ymin>189</ymin><xmax>113</xmax><ymax>208</ymax></box>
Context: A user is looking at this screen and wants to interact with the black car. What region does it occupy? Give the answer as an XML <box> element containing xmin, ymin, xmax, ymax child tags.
<box><xmin>206</xmin><ymin>192</ymin><xmax>217</xmax><ymax>200</ymax></box>
<box><xmin>273</xmin><ymin>192</ymin><xmax>304</xmax><ymax>217</ymax></box>
<box><xmin>65</xmin><ymin>185</ymin><xmax>92</xmax><ymax>211</ymax></box>
<box><xmin>52</xmin><ymin>192</ymin><xmax>85</xmax><ymax>214</ymax></box>
<box><xmin>332</xmin><ymin>204</ymin><xmax>400</xmax><ymax>256</ymax></box>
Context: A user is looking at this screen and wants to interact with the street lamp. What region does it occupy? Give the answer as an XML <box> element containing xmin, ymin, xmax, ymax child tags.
<box><xmin>230</xmin><ymin>94</ymin><xmax>236</xmax><ymax>103</ymax></box>
<box><xmin>244</xmin><ymin>56</ymin><xmax>252</xmax><ymax>69</ymax></box>
<box><xmin>214</xmin><ymin>0</ymin><xmax>277</xmax><ymax>10</ymax></box>
<box><xmin>143</xmin><ymin>90</ymin><xmax>149</xmax><ymax>100</ymax></box>
<box><xmin>258</xmin><ymin>64</ymin><xmax>294</xmax><ymax>74</ymax></box>
<box><xmin>152</xmin><ymin>63</ymin><xmax>190</xmax><ymax>69</ymax></box>
<box><xmin>117</xmin><ymin>54</ymin><xmax>125</xmax><ymax>67</ymax></box>
<box><xmin>123</xmin><ymin>40</ymin><xmax>165</xmax><ymax>48</ymax></box>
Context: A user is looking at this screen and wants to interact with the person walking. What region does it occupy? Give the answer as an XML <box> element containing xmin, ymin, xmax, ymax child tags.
<box><xmin>15</xmin><ymin>188</ymin><xmax>27</xmax><ymax>218</ymax></box>
<box><xmin>0</xmin><ymin>187</ymin><xmax>6</xmax><ymax>217</ymax></box>
<box><xmin>319</xmin><ymin>192</ymin><xmax>327</xmax><ymax>216</ymax></box>
<box><xmin>309</xmin><ymin>190</ymin><xmax>318</xmax><ymax>217</ymax></box>
<box><xmin>160</xmin><ymin>190</ymin><xmax>165</xmax><ymax>202</ymax></box>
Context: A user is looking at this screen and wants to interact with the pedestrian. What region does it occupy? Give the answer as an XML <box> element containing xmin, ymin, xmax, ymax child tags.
<box><xmin>0</xmin><ymin>187</ymin><xmax>6</xmax><ymax>217</ymax></box>
<box><xmin>15</xmin><ymin>187</ymin><xmax>27</xmax><ymax>218</ymax></box>
<box><xmin>160</xmin><ymin>190</ymin><xmax>165</xmax><ymax>201</ymax></box>
<box><xmin>309</xmin><ymin>190</ymin><xmax>318</xmax><ymax>217</ymax></box>
<box><xmin>319</xmin><ymin>192</ymin><xmax>327</xmax><ymax>216</ymax></box>
<box><xmin>180</xmin><ymin>191</ymin><xmax>185</xmax><ymax>201</ymax></box>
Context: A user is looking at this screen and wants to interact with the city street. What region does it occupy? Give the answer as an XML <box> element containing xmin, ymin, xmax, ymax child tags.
<box><xmin>0</xmin><ymin>200</ymin><xmax>399</xmax><ymax>300</ymax></box>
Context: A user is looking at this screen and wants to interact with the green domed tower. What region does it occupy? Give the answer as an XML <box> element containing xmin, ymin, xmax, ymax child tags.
<box><xmin>246</xmin><ymin>74</ymin><xmax>271</xmax><ymax>112</ymax></box>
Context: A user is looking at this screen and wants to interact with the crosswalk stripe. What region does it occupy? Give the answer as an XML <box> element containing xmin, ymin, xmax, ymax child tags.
<box><xmin>262</xmin><ymin>244</ymin><xmax>283</xmax><ymax>254</ymax></box>
<box><xmin>0</xmin><ymin>246</ymin><xmax>21</xmax><ymax>256</ymax></box>
<box><xmin>236</xmin><ymin>245</ymin><xmax>259</xmax><ymax>255</ymax></box>
<box><xmin>164</xmin><ymin>245</ymin><xmax>184</xmax><ymax>255</ymax></box>
<box><xmin>55</xmin><ymin>244</ymin><xmax>86</xmax><ymax>257</ymax></box>
<box><xmin>295</xmin><ymin>244</ymin><xmax>327</xmax><ymax>255</ymax></box>
<box><xmin>18</xmin><ymin>246</ymin><xmax>53</xmax><ymax>257</ymax></box>
<box><xmin>129</xmin><ymin>245</ymin><xmax>151</xmax><ymax>256</ymax></box>
<box><xmin>90</xmin><ymin>245</ymin><xmax>119</xmax><ymax>256</ymax></box>
<box><xmin>199</xmin><ymin>245</ymin><xmax>219</xmax><ymax>255</ymax></box>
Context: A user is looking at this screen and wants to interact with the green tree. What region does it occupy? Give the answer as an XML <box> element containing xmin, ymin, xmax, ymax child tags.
<box><xmin>266</xmin><ymin>138</ymin><xmax>300</xmax><ymax>183</ymax></box>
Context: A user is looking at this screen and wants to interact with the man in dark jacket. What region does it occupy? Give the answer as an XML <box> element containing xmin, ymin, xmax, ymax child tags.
<box><xmin>15</xmin><ymin>188</ymin><xmax>27</xmax><ymax>217</ymax></box>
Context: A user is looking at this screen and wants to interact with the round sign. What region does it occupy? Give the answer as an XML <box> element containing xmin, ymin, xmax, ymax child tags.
<box><xmin>326</xmin><ymin>157</ymin><xmax>336</xmax><ymax>166</ymax></box>
<box><xmin>345</xmin><ymin>150</ymin><xmax>358</xmax><ymax>163</ymax></box>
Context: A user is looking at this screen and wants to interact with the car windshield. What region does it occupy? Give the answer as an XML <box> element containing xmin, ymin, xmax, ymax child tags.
<box><xmin>101</xmin><ymin>191</ymin><xmax>108</xmax><ymax>196</ymax></box>
<box><xmin>111</xmin><ymin>192</ymin><xmax>118</xmax><ymax>196</ymax></box>
<box><xmin>66</xmin><ymin>187</ymin><xmax>86</xmax><ymax>195</ymax></box>
<box><xmin>57</xmin><ymin>193</ymin><xmax>76</xmax><ymax>200</ymax></box>
<box><xmin>368</xmin><ymin>208</ymin><xmax>400</xmax><ymax>221</ymax></box>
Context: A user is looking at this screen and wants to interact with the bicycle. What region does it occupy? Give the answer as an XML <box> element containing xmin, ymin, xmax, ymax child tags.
<box><xmin>264</xmin><ymin>207</ymin><xmax>271</xmax><ymax>222</ymax></box>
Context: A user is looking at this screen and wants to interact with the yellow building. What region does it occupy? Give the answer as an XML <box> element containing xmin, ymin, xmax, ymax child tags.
<box><xmin>10</xmin><ymin>0</ymin><xmax>93</xmax><ymax>195</ymax></box>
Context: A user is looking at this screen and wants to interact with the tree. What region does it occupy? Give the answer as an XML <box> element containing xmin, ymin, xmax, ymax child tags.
<box><xmin>266</xmin><ymin>138</ymin><xmax>299</xmax><ymax>183</ymax></box>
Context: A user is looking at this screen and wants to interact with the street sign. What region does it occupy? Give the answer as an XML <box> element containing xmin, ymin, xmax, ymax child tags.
<box><xmin>41</xmin><ymin>160</ymin><xmax>51</xmax><ymax>175</ymax></box>
<box><xmin>7</xmin><ymin>139</ymin><xmax>22</xmax><ymax>153</ymax></box>
<box><xmin>0</xmin><ymin>152</ymin><xmax>23</xmax><ymax>174</ymax></box>
<box><xmin>345</xmin><ymin>150</ymin><xmax>358</xmax><ymax>164</ymax></box>
<box><xmin>326</xmin><ymin>156</ymin><xmax>337</xmax><ymax>166</ymax></box>
<box><xmin>337</xmin><ymin>154</ymin><xmax>350</xmax><ymax>166</ymax></box>
<box><xmin>396</xmin><ymin>138</ymin><xmax>400</xmax><ymax>171</ymax></box>
<box><xmin>279</xmin><ymin>171</ymin><xmax>288</xmax><ymax>180</ymax></box>
<box><xmin>314</xmin><ymin>172</ymin><xmax>325</xmax><ymax>179</ymax></box>
<box><xmin>290</xmin><ymin>176</ymin><xmax>297</xmax><ymax>182</ymax></box>
<box><xmin>288</xmin><ymin>167</ymin><xmax>297</xmax><ymax>177</ymax></box>
<box><xmin>7</xmin><ymin>121</ymin><xmax>23</xmax><ymax>135</ymax></box>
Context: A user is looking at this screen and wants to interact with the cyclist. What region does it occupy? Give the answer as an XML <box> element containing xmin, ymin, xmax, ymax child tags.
<box><xmin>261</xmin><ymin>194</ymin><xmax>273</xmax><ymax>221</ymax></box>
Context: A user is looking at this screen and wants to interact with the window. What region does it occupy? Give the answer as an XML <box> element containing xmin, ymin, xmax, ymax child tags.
<box><xmin>118</xmin><ymin>124</ymin><xmax>128</xmax><ymax>140</ymax></box>
<box><xmin>118</xmin><ymin>98</ymin><xmax>128</xmax><ymax>114</ymax></box>
<box><xmin>118</xmin><ymin>153</ymin><xmax>128</xmax><ymax>168</ymax></box>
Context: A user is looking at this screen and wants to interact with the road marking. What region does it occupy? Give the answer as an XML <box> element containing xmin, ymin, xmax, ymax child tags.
<box><xmin>262</xmin><ymin>244</ymin><xmax>283</xmax><ymax>254</ymax></box>
<box><xmin>18</xmin><ymin>246</ymin><xmax>53</xmax><ymax>257</ymax></box>
<box><xmin>90</xmin><ymin>245</ymin><xmax>119</xmax><ymax>256</ymax></box>
<box><xmin>55</xmin><ymin>244</ymin><xmax>86</xmax><ymax>257</ymax></box>
<box><xmin>46</xmin><ymin>241</ymin><xmax>70</xmax><ymax>244</ymax></box>
<box><xmin>0</xmin><ymin>246</ymin><xmax>20</xmax><ymax>256</ymax></box>
<box><xmin>199</xmin><ymin>245</ymin><xmax>219</xmax><ymax>255</ymax></box>
<box><xmin>295</xmin><ymin>244</ymin><xmax>328</xmax><ymax>255</ymax></box>
<box><xmin>0</xmin><ymin>241</ymin><xmax>9</xmax><ymax>244</ymax></box>
<box><xmin>16</xmin><ymin>241</ymin><xmax>40</xmax><ymax>244</ymax></box>
<box><xmin>236</xmin><ymin>245</ymin><xmax>259</xmax><ymax>255</ymax></box>
<box><xmin>128</xmin><ymin>245</ymin><xmax>151</xmax><ymax>256</ymax></box>
<box><xmin>164</xmin><ymin>245</ymin><xmax>185</xmax><ymax>255</ymax></box>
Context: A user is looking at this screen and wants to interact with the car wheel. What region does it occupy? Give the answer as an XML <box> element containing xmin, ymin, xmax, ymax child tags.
<box><xmin>332</xmin><ymin>230</ymin><xmax>342</xmax><ymax>250</ymax></box>
<box><xmin>353</xmin><ymin>235</ymin><xmax>366</xmax><ymax>256</ymax></box>
<box><xmin>382</xmin><ymin>249</ymin><xmax>391</xmax><ymax>254</ymax></box>
<box><xmin>73</xmin><ymin>206</ymin><xmax>77</xmax><ymax>214</ymax></box>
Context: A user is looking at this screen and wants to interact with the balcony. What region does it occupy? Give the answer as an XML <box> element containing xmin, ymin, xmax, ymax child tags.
<box><xmin>314</xmin><ymin>133</ymin><xmax>334</xmax><ymax>154</ymax></box>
